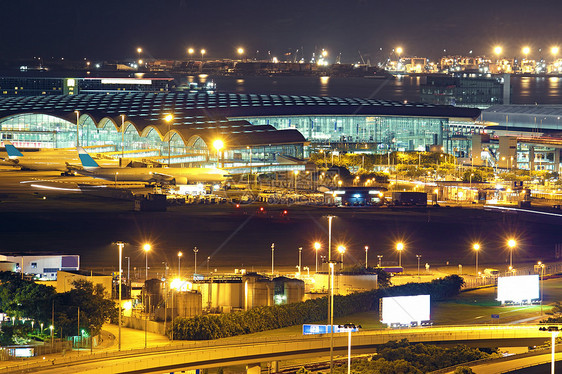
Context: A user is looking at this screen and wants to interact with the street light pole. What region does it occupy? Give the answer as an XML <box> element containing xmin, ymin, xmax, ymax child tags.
<box><xmin>142</xmin><ymin>243</ymin><xmax>151</xmax><ymax>349</ymax></box>
<box><xmin>314</xmin><ymin>242</ymin><xmax>321</xmax><ymax>273</ymax></box>
<box><xmin>473</xmin><ymin>243</ymin><xmax>480</xmax><ymax>276</ymax></box>
<box><xmin>365</xmin><ymin>246</ymin><xmax>369</xmax><ymax>269</ymax></box>
<box><xmin>329</xmin><ymin>261</ymin><xmax>335</xmax><ymax>374</ymax></box>
<box><xmin>396</xmin><ymin>242</ymin><xmax>404</xmax><ymax>268</ymax></box>
<box><xmin>508</xmin><ymin>239</ymin><xmax>516</xmax><ymax>269</ymax></box>
<box><xmin>416</xmin><ymin>254</ymin><xmax>421</xmax><ymax>278</ymax></box>
<box><xmin>177</xmin><ymin>251</ymin><xmax>182</xmax><ymax>278</ymax></box>
<box><xmin>115</xmin><ymin>241</ymin><xmax>124</xmax><ymax>351</ymax></box>
<box><xmin>377</xmin><ymin>255</ymin><xmax>383</xmax><ymax>267</ymax></box>
<box><xmin>539</xmin><ymin>262</ymin><xmax>545</xmax><ymax>315</ymax></box>
<box><xmin>193</xmin><ymin>247</ymin><xmax>198</xmax><ymax>276</ymax></box>
<box><xmin>271</xmin><ymin>243</ymin><xmax>275</xmax><ymax>276</ymax></box>
<box><xmin>298</xmin><ymin>247</ymin><xmax>302</xmax><ymax>274</ymax></box>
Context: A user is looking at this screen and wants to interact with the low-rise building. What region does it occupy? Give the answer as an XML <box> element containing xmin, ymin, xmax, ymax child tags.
<box><xmin>56</xmin><ymin>270</ymin><xmax>113</xmax><ymax>297</ymax></box>
<box><xmin>0</xmin><ymin>254</ymin><xmax>79</xmax><ymax>280</ymax></box>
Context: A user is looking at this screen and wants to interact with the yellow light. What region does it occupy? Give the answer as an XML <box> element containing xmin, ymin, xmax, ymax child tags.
<box><xmin>213</xmin><ymin>139</ymin><xmax>224</xmax><ymax>151</ymax></box>
<box><xmin>314</xmin><ymin>242</ymin><xmax>321</xmax><ymax>251</ymax></box>
<box><xmin>552</xmin><ymin>46</ymin><xmax>560</xmax><ymax>56</ymax></box>
<box><xmin>378</xmin><ymin>192</ymin><xmax>384</xmax><ymax>198</ymax></box>
<box><xmin>138</xmin><ymin>59</ymin><xmax>143</xmax><ymax>65</ymax></box>
<box><xmin>396</xmin><ymin>47</ymin><xmax>403</xmax><ymax>55</ymax></box>
<box><xmin>187</xmin><ymin>48</ymin><xmax>194</xmax><ymax>55</ymax></box>
<box><xmin>122</xmin><ymin>300</ymin><xmax>132</xmax><ymax>311</ymax></box>
<box><xmin>337</xmin><ymin>245</ymin><xmax>346</xmax><ymax>254</ymax></box>
<box><xmin>294</xmin><ymin>170</ymin><xmax>299</xmax><ymax>175</ymax></box>
<box><xmin>322</xmin><ymin>50</ymin><xmax>328</xmax><ymax>57</ymax></box>
<box><xmin>494</xmin><ymin>46</ymin><xmax>502</xmax><ymax>56</ymax></box>
<box><xmin>338</xmin><ymin>180</ymin><xmax>343</xmax><ymax>186</ymax></box>
<box><xmin>522</xmin><ymin>46</ymin><xmax>530</xmax><ymax>56</ymax></box>
<box><xmin>433</xmin><ymin>189</ymin><xmax>438</xmax><ymax>194</ymax></box>
<box><xmin>164</xmin><ymin>114</ymin><xmax>173</xmax><ymax>122</ymax></box>
<box><xmin>237</xmin><ymin>47</ymin><xmax>244</xmax><ymax>55</ymax></box>
<box><xmin>396</xmin><ymin>242</ymin><xmax>404</xmax><ymax>251</ymax></box>
<box><xmin>473</xmin><ymin>243</ymin><xmax>480</xmax><ymax>251</ymax></box>
<box><xmin>178</xmin><ymin>251</ymin><xmax>182</xmax><ymax>258</ymax></box>
<box><xmin>507</xmin><ymin>239</ymin><xmax>516</xmax><ymax>248</ymax></box>
<box><xmin>143</xmin><ymin>243</ymin><xmax>151</xmax><ymax>252</ymax></box>
<box><xmin>200</xmin><ymin>49</ymin><xmax>206</xmax><ymax>55</ymax></box>
<box><xmin>137</xmin><ymin>47</ymin><xmax>142</xmax><ymax>54</ymax></box>
<box><xmin>170</xmin><ymin>278</ymin><xmax>182</xmax><ymax>291</ymax></box>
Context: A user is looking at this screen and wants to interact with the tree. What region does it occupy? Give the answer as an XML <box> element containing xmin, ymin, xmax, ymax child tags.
<box><xmin>0</xmin><ymin>271</ymin><xmax>55</xmax><ymax>323</ymax></box>
<box><xmin>54</xmin><ymin>280</ymin><xmax>117</xmax><ymax>337</ymax></box>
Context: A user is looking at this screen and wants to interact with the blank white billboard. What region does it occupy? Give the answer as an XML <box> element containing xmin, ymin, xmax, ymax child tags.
<box><xmin>381</xmin><ymin>295</ymin><xmax>430</xmax><ymax>326</ymax></box>
<box><xmin>497</xmin><ymin>275</ymin><xmax>539</xmax><ymax>304</ymax></box>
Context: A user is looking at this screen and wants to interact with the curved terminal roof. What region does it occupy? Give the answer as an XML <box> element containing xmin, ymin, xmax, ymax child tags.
<box><xmin>481</xmin><ymin>105</ymin><xmax>562</xmax><ymax>133</ymax></box>
<box><xmin>0</xmin><ymin>92</ymin><xmax>480</xmax><ymax>147</ymax></box>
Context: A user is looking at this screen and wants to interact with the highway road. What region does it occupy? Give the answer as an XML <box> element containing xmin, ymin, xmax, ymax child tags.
<box><xmin>1</xmin><ymin>324</ymin><xmax>554</xmax><ymax>374</ymax></box>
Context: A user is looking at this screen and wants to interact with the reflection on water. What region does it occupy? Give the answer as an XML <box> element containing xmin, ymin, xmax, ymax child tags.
<box><xmin>548</xmin><ymin>77</ymin><xmax>560</xmax><ymax>99</ymax></box>
<box><xmin>319</xmin><ymin>76</ymin><xmax>330</xmax><ymax>95</ymax></box>
<box><xmin>182</xmin><ymin>75</ymin><xmax>562</xmax><ymax>104</ymax></box>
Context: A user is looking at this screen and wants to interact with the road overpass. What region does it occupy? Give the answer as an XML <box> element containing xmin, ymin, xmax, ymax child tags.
<box><xmin>2</xmin><ymin>324</ymin><xmax>554</xmax><ymax>374</ymax></box>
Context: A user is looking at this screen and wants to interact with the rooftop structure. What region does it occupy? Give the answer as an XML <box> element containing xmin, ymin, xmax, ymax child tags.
<box><xmin>0</xmin><ymin>92</ymin><xmax>480</xmax><ymax>172</ymax></box>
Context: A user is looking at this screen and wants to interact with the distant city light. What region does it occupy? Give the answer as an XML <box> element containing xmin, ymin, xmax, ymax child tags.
<box><xmin>552</xmin><ymin>46</ymin><xmax>560</xmax><ymax>56</ymax></box>
<box><xmin>494</xmin><ymin>46</ymin><xmax>503</xmax><ymax>56</ymax></box>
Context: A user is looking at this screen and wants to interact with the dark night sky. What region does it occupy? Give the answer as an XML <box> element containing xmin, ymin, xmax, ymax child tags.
<box><xmin>2</xmin><ymin>0</ymin><xmax>562</xmax><ymax>63</ymax></box>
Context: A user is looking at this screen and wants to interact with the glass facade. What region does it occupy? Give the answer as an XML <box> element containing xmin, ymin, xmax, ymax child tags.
<box><xmin>234</xmin><ymin>115</ymin><xmax>447</xmax><ymax>152</ymax></box>
<box><xmin>0</xmin><ymin>113</ymin><xmax>304</xmax><ymax>167</ymax></box>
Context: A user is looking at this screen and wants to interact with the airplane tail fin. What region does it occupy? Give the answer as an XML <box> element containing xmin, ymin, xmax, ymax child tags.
<box><xmin>3</xmin><ymin>141</ymin><xmax>24</xmax><ymax>159</ymax></box>
<box><xmin>77</xmin><ymin>146</ymin><xmax>100</xmax><ymax>169</ymax></box>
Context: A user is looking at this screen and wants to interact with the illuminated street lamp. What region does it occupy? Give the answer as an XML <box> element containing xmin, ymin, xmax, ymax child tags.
<box><xmin>49</xmin><ymin>325</ymin><xmax>54</xmax><ymax>346</ymax></box>
<box><xmin>551</xmin><ymin>46</ymin><xmax>560</xmax><ymax>58</ymax></box>
<box><xmin>193</xmin><ymin>247</ymin><xmax>199</xmax><ymax>276</ymax></box>
<box><xmin>200</xmin><ymin>49</ymin><xmax>206</xmax><ymax>60</ymax></box>
<box><xmin>164</xmin><ymin>114</ymin><xmax>174</xmax><ymax>166</ymax></box>
<box><xmin>136</xmin><ymin>47</ymin><xmax>142</xmax><ymax>64</ymax></box>
<box><xmin>396</xmin><ymin>242</ymin><xmax>404</xmax><ymax>268</ymax></box>
<box><xmin>322</xmin><ymin>49</ymin><xmax>328</xmax><ymax>58</ymax></box>
<box><xmin>143</xmin><ymin>243</ymin><xmax>151</xmax><ymax>281</ymax></box>
<box><xmin>177</xmin><ymin>251</ymin><xmax>182</xmax><ymax>278</ymax></box>
<box><xmin>396</xmin><ymin>46</ymin><xmax>403</xmax><ymax>59</ymax></box>
<box><xmin>314</xmin><ymin>242</ymin><xmax>321</xmax><ymax>273</ymax></box>
<box><xmin>494</xmin><ymin>46</ymin><xmax>503</xmax><ymax>57</ymax></box>
<box><xmin>187</xmin><ymin>47</ymin><xmax>194</xmax><ymax>59</ymax></box>
<box><xmin>522</xmin><ymin>46</ymin><xmax>530</xmax><ymax>58</ymax></box>
<box><xmin>237</xmin><ymin>47</ymin><xmax>245</xmax><ymax>61</ymax></box>
<box><xmin>364</xmin><ymin>246</ymin><xmax>369</xmax><ymax>269</ymax></box>
<box><xmin>294</xmin><ymin>170</ymin><xmax>299</xmax><ymax>193</ymax></box>
<box><xmin>213</xmin><ymin>139</ymin><xmax>224</xmax><ymax>168</ymax></box>
<box><xmin>473</xmin><ymin>243</ymin><xmax>480</xmax><ymax>276</ymax></box>
<box><xmin>337</xmin><ymin>245</ymin><xmax>346</xmax><ymax>269</ymax></box>
<box><xmin>416</xmin><ymin>254</ymin><xmax>421</xmax><ymax>278</ymax></box>
<box><xmin>507</xmin><ymin>239</ymin><xmax>516</xmax><ymax>269</ymax></box>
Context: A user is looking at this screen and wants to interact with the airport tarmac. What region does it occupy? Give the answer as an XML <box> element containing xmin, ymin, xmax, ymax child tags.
<box><xmin>1</xmin><ymin>168</ymin><xmax>561</xmax><ymax>277</ymax></box>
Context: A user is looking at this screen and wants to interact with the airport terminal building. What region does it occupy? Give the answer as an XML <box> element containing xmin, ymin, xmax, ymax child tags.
<box><xmin>0</xmin><ymin>92</ymin><xmax>480</xmax><ymax>171</ymax></box>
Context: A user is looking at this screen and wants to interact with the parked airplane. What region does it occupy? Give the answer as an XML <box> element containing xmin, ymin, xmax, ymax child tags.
<box><xmin>75</xmin><ymin>146</ymin><xmax>228</xmax><ymax>185</ymax></box>
<box><xmin>0</xmin><ymin>141</ymin><xmax>117</xmax><ymax>173</ymax></box>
